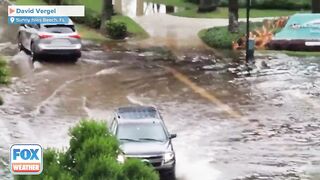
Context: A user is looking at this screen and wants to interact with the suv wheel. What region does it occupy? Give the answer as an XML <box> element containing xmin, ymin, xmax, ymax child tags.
<box><xmin>30</xmin><ymin>43</ymin><xmax>38</xmax><ymax>61</ymax></box>
<box><xmin>17</xmin><ymin>34</ymin><xmax>23</xmax><ymax>51</ymax></box>
<box><xmin>69</xmin><ymin>56</ymin><xmax>79</xmax><ymax>63</ymax></box>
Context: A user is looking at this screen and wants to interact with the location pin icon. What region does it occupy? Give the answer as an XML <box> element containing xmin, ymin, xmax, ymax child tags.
<box><xmin>10</xmin><ymin>17</ymin><xmax>15</xmax><ymax>23</ymax></box>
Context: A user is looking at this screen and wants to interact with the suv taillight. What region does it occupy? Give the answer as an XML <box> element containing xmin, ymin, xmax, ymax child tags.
<box><xmin>39</xmin><ymin>34</ymin><xmax>52</xmax><ymax>39</ymax></box>
<box><xmin>69</xmin><ymin>34</ymin><xmax>81</xmax><ymax>39</ymax></box>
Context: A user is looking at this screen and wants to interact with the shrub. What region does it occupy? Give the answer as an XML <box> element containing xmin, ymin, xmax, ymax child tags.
<box><xmin>71</xmin><ymin>9</ymin><xmax>101</xmax><ymax>29</ymax></box>
<box><xmin>74</xmin><ymin>136</ymin><xmax>119</xmax><ymax>174</ymax></box>
<box><xmin>200</xmin><ymin>26</ymin><xmax>241</xmax><ymax>49</ymax></box>
<box><xmin>0</xmin><ymin>58</ymin><xmax>10</xmax><ymax>85</ymax></box>
<box><xmin>0</xmin><ymin>96</ymin><xmax>3</xmax><ymax>106</ymax></box>
<box><xmin>64</xmin><ymin>120</ymin><xmax>116</xmax><ymax>171</ymax></box>
<box><xmin>219</xmin><ymin>0</ymin><xmax>311</xmax><ymax>10</ymax></box>
<box><xmin>15</xmin><ymin>150</ymin><xmax>73</xmax><ymax>180</ymax></box>
<box><xmin>85</xmin><ymin>11</ymin><xmax>102</xmax><ymax>29</ymax></box>
<box><xmin>15</xmin><ymin>120</ymin><xmax>159</xmax><ymax>180</ymax></box>
<box><xmin>43</xmin><ymin>0</ymin><xmax>63</xmax><ymax>5</ymax></box>
<box><xmin>80</xmin><ymin>156</ymin><xmax>122</xmax><ymax>180</ymax></box>
<box><xmin>200</xmin><ymin>22</ymin><xmax>262</xmax><ymax>49</ymax></box>
<box><xmin>105</xmin><ymin>21</ymin><xmax>127</xmax><ymax>39</ymax></box>
<box><xmin>122</xmin><ymin>159</ymin><xmax>159</xmax><ymax>180</ymax></box>
<box><xmin>185</xmin><ymin>0</ymin><xmax>199</xmax><ymax>4</ymax></box>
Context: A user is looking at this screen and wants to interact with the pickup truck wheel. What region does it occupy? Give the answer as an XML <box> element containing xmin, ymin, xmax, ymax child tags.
<box><xmin>165</xmin><ymin>168</ymin><xmax>176</xmax><ymax>180</ymax></box>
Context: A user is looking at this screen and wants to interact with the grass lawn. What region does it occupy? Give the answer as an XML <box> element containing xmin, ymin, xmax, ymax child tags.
<box><xmin>174</xmin><ymin>7</ymin><xmax>307</xmax><ymax>18</ymax></box>
<box><xmin>13</xmin><ymin>0</ymin><xmax>46</xmax><ymax>5</ymax></box>
<box><xmin>66</xmin><ymin>0</ymin><xmax>148</xmax><ymax>39</ymax></box>
<box><xmin>144</xmin><ymin>0</ymin><xmax>195</xmax><ymax>8</ymax></box>
<box><xmin>199</xmin><ymin>22</ymin><xmax>262</xmax><ymax>49</ymax></box>
<box><xmin>0</xmin><ymin>56</ymin><xmax>10</xmax><ymax>85</ymax></box>
<box><xmin>71</xmin><ymin>0</ymin><xmax>102</xmax><ymax>14</ymax></box>
<box><xmin>284</xmin><ymin>51</ymin><xmax>320</xmax><ymax>57</ymax></box>
<box><xmin>76</xmin><ymin>24</ymin><xmax>108</xmax><ymax>42</ymax></box>
<box><xmin>14</xmin><ymin>0</ymin><xmax>148</xmax><ymax>40</ymax></box>
<box><xmin>260</xmin><ymin>50</ymin><xmax>320</xmax><ymax>57</ymax></box>
<box><xmin>112</xmin><ymin>15</ymin><xmax>149</xmax><ymax>39</ymax></box>
<box><xmin>145</xmin><ymin>0</ymin><xmax>306</xmax><ymax>18</ymax></box>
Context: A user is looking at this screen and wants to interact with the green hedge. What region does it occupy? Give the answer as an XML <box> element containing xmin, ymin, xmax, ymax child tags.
<box><xmin>185</xmin><ymin>0</ymin><xmax>311</xmax><ymax>9</ymax></box>
<box><xmin>0</xmin><ymin>57</ymin><xmax>10</xmax><ymax>85</ymax></box>
<box><xmin>219</xmin><ymin>0</ymin><xmax>311</xmax><ymax>10</ymax></box>
<box><xmin>105</xmin><ymin>21</ymin><xmax>128</xmax><ymax>39</ymax></box>
<box><xmin>15</xmin><ymin>120</ymin><xmax>159</xmax><ymax>180</ymax></box>
<box><xmin>200</xmin><ymin>22</ymin><xmax>262</xmax><ymax>49</ymax></box>
<box><xmin>0</xmin><ymin>57</ymin><xmax>10</xmax><ymax>106</ymax></box>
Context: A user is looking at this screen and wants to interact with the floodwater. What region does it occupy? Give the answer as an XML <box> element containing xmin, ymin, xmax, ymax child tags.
<box><xmin>1</xmin><ymin>3</ymin><xmax>320</xmax><ymax>180</ymax></box>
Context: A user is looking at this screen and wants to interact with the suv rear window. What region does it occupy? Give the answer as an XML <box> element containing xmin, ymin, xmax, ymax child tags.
<box><xmin>43</xmin><ymin>25</ymin><xmax>75</xmax><ymax>33</ymax></box>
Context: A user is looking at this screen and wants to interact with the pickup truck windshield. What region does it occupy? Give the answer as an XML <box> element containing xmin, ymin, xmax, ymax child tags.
<box><xmin>117</xmin><ymin>123</ymin><xmax>167</xmax><ymax>142</ymax></box>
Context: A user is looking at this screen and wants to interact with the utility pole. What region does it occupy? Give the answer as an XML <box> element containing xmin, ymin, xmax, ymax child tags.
<box><xmin>312</xmin><ymin>0</ymin><xmax>320</xmax><ymax>13</ymax></box>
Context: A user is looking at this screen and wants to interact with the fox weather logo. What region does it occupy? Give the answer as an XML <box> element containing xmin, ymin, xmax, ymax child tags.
<box><xmin>10</xmin><ymin>144</ymin><xmax>43</xmax><ymax>175</ymax></box>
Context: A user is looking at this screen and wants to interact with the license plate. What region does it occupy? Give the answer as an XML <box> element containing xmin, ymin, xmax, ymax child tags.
<box><xmin>52</xmin><ymin>39</ymin><xmax>70</xmax><ymax>45</ymax></box>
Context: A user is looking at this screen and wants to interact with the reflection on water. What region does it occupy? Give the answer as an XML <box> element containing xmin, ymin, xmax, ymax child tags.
<box><xmin>114</xmin><ymin>0</ymin><xmax>182</xmax><ymax>18</ymax></box>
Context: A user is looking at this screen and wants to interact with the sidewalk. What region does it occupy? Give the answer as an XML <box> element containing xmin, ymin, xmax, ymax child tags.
<box><xmin>133</xmin><ymin>13</ymin><xmax>275</xmax><ymax>48</ymax></box>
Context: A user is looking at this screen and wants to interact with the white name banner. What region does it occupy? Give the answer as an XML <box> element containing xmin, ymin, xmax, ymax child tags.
<box><xmin>8</xmin><ymin>5</ymin><xmax>85</xmax><ymax>17</ymax></box>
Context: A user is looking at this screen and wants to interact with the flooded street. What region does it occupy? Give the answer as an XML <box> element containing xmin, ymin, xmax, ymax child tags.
<box><xmin>1</xmin><ymin>3</ymin><xmax>320</xmax><ymax>180</ymax></box>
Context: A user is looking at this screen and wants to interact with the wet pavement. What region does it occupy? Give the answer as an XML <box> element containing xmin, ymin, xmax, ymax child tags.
<box><xmin>1</xmin><ymin>3</ymin><xmax>320</xmax><ymax>180</ymax></box>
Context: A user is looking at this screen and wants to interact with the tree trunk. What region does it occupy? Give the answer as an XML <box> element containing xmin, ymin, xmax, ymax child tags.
<box><xmin>228</xmin><ymin>0</ymin><xmax>239</xmax><ymax>33</ymax></box>
<box><xmin>312</xmin><ymin>0</ymin><xmax>320</xmax><ymax>13</ymax></box>
<box><xmin>198</xmin><ymin>0</ymin><xmax>219</xmax><ymax>12</ymax></box>
<box><xmin>100</xmin><ymin>0</ymin><xmax>113</xmax><ymax>30</ymax></box>
<box><xmin>136</xmin><ymin>0</ymin><xmax>144</xmax><ymax>16</ymax></box>
<box><xmin>114</xmin><ymin>0</ymin><xmax>122</xmax><ymax>15</ymax></box>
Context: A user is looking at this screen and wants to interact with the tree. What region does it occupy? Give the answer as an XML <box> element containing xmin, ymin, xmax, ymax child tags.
<box><xmin>228</xmin><ymin>0</ymin><xmax>239</xmax><ymax>33</ymax></box>
<box><xmin>198</xmin><ymin>0</ymin><xmax>219</xmax><ymax>12</ymax></box>
<box><xmin>312</xmin><ymin>0</ymin><xmax>320</xmax><ymax>13</ymax></box>
<box><xmin>15</xmin><ymin>120</ymin><xmax>159</xmax><ymax>180</ymax></box>
<box><xmin>101</xmin><ymin>0</ymin><xmax>113</xmax><ymax>30</ymax></box>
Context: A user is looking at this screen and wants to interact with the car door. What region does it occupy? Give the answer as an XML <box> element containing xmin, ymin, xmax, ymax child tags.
<box><xmin>18</xmin><ymin>24</ymin><xmax>29</xmax><ymax>50</ymax></box>
<box><xmin>110</xmin><ymin>118</ymin><xmax>118</xmax><ymax>135</ymax></box>
<box><xmin>23</xmin><ymin>24</ymin><xmax>37</xmax><ymax>51</ymax></box>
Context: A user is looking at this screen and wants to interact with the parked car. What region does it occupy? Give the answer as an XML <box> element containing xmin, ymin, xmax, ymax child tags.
<box><xmin>17</xmin><ymin>18</ymin><xmax>81</xmax><ymax>62</ymax></box>
<box><xmin>110</xmin><ymin>106</ymin><xmax>177</xmax><ymax>179</ymax></box>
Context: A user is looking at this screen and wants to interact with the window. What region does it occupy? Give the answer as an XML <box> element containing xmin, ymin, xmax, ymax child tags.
<box><xmin>43</xmin><ymin>25</ymin><xmax>75</xmax><ymax>33</ymax></box>
<box><xmin>110</xmin><ymin>120</ymin><xmax>117</xmax><ymax>134</ymax></box>
<box><xmin>117</xmin><ymin>123</ymin><xmax>168</xmax><ymax>142</ymax></box>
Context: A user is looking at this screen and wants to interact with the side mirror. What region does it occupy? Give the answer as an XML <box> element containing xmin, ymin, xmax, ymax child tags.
<box><xmin>170</xmin><ymin>134</ymin><xmax>177</xmax><ymax>139</ymax></box>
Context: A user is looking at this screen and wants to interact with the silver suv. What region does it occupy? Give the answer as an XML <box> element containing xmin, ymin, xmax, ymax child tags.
<box><xmin>110</xmin><ymin>106</ymin><xmax>177</xmax><ymax>179</ymax></box>
<box><xmin>17</xmin><ymin>19</ymin><xmax>81</xmax><ymax>61</ymax></box>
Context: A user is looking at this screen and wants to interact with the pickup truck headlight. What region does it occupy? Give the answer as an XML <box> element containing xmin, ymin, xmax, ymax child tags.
<box><xmin>164</xmin><ymin>152</ymin><xmax>174</xmax><ymax>163</ymax></box>
<box><xmin>117</xmin><ymin>153</ymin><xmax>125</xmax><ymax>164</ymax></box>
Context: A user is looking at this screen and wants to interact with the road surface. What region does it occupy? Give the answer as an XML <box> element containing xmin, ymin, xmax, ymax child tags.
<box><xmin>0</xmin><ymin>3</ymin><xmax>320</xmax><ymax>180</ymax></box>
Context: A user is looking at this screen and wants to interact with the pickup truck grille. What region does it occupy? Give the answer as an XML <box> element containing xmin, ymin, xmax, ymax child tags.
<box><xmin>127</xmin><ymin>155</ymin><xmax>163</xmax><ymax>168</ymax></box>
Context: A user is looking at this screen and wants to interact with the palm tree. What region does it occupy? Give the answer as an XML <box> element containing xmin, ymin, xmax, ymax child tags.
<box><xmin>101</xmin><ymin>0</ymin><xmax>113</xmax><ymax>30</ymax></box>
<box><xmin>312</xmin><ymin>0</ymin><xmax>320</xmax><ymax>13</ymax></box>
<box><xmin>228</xmin><ymin>0</ymin><xmax>239</xmax><ymax>33</ymax></box>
